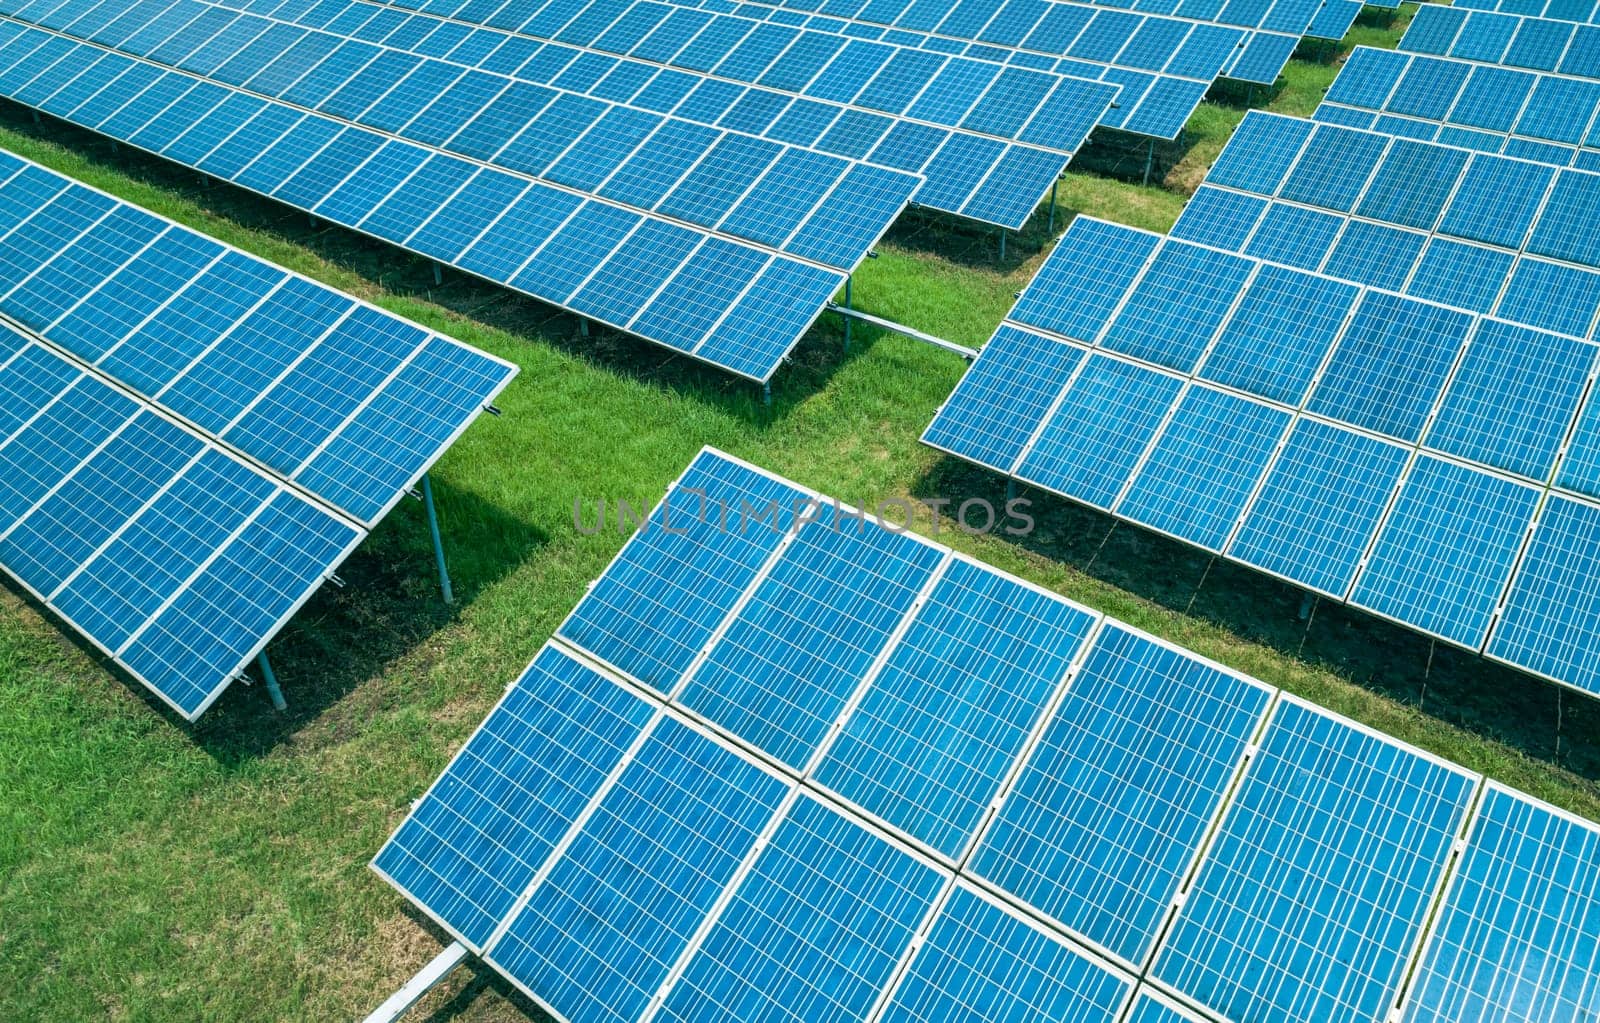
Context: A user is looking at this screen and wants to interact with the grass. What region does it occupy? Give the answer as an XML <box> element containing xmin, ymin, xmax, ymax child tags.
<box><xmin>3</xmin><ymin>14</ymin><xmax>1598</xmax><ymax>1022</ymax></box>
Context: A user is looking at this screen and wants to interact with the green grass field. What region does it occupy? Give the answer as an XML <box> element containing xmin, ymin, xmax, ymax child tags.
<box><xmin>4</xmin><ymin>14</ymin><xmax>1600</xmax><ymax>1021</ymax></box>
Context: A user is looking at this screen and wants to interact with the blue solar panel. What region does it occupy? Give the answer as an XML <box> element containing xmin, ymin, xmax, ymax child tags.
<box><xmin>1198</xmin><ymin>264</ymin><xmax>1357</xmax><ymax>405</ymax></box>
<box><xmin>1401</xmin><ymin>784</ymin><xmax>1600</xmax><ymax>1021</ymax></box>
<box><xmin>813</xmin><ymin>558</ymin><xmax>1096</xmax><ymax>859</ymax></box>
<box><xmin>1151</xmin><ymin>698</ymin><xmax>1477</xmax><ymax>1023</ymax></box>
<box><xmin>0</xmin><ymin>152</ymin><xmax>514</xmax><ymax>717</ymax></box>
<box><xmin>1487</xmin><ymin>494</ymin><xmax>1600</xmax><ymax>692</ymax></box>
<box><xmin>487</xmin><ymin>715</ymin><xmax>789</xmax><ymax>1023</ymax></box>
<box><xmin>1100</xmin><ymin>242</ymin><xmax>1254</xmax><ymax>373</ymax></box>
<box><xmin>921</xmin><ymin>326</ymin><xmax>1085</xmax><ymax>473</ymax></box>
<box><xmin>1497</xmin><ymin>258</ymin><xmax>1600</xmax><ymax>337</ymax></box>
<box><xmin>1229</xmin><ymin>420</ymin><xmax>1410</xmax><ymax>598</ymax></box>
<box><xmin>1279</xmin><ymin>124</ymin><xmax>1392</xmax><ymax>212</ymax></box>
<box><xmin>371</xmin><ymin>645</ymin><xmax>656</xmax><ymax>950</ymax></box>
<box><xmin>678</xmin><ymin>507</ymin><xmax>944</xmax><ymax>770</ymax></box>
<box><xmin>1168</xmin><ymin>186</ymin><xmax>1267</xmax><ymax>250</ymax></box>
<box><xmin>1439</xmin><ymin>154</ymin><xmax>1555</xmax><ymax>250</ymax></box>
<box><xmin>1426</xmin><ymin>320</ymin><xmax>1596</xmax><ymax>481</ymax></box>
<box><xmin>1407</xmin><ymin>239</ymin><xmax>1516</xmax><ymax>313</ymax></box>
<box><xmin>1017</xmin><ymin>354</ymin><xmax>1184</xmax><ymax>510</ymax></box>
<box><xmin>1242</xmin><ymin>200</ymin><xmax>1343</xmax><ymax>269</ymax></box>
<box><xmin>877</xmin><ymin>884</ymin><xmax>1133</xmax><ymax>1023</ymax></box>
<box><xmin>559</xmin><ymin>451</ymin><xmax>808</xmax><ymax>693</ymax></box>
<box><xmin>1325</xmin><ymin>220</ymin><xmax>1428</xmax><ymax>292</ymax></box>
<box><xmin>1011</xmin><ymin>219</ymin><xmax>1160</xmax><ymax>343</ymax></box>
<box><xmin>1306</xmin><ymin>293</ymin><xmax>1473</xmax><ymax>444</ymax></box>
<box><xmin>1351</xmin><ymin>455</ymin><xmax>1540</xmax><ymax>648</ymax></box>
<box><xmin>655</xmin><ymin>794</ymin><xmax>945</xmax><ymax>1023</ymax></box>
<box><xmin>1206</xmin><ymin>110</ymin><xmax>1312</xmax><ymax>194</ymax></box>
<box><xmin>1118</xmin><ymin>385</ymin><xmax>1289</xmax><ymax>552</ymax></box>
<box><xmin>971</xmin><ymin>623</ymin><xmax>1271</xmax><ymax>965</ymax></box>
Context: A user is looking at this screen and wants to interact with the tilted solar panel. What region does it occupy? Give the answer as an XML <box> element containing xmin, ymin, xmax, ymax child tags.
<box><xmin>376</xmin><ymin>447</ymin><xmax>1600</xmax><ymax>1023</ymax></box>
<box><xmin>120</xmin><ymin>0</ymin><xmax>1119</xmax><ymax>228</ymax></box>
<box><xmin>0</xmin><ymin>148</ymin><xmax>515</xmax><ymax>718</ymax></box>
<box><xmin>922</xmin><ymin>205</ymin><xmax>1600</xmax><ymax>699</ymax></box>
<box><xmin>0</xmin><ymin>13</ymin><xmax>923</xmax><ymax>382</ymax></box>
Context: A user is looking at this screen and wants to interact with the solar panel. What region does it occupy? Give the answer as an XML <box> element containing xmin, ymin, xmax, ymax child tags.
<box><xmin>114</xmin><ymin>0</ymin><xmax>1119</xmax><ymax>230</ymax></box>
<box><xmin>378</xmin><ymin>448</ymin><xmax>1600</xmax><ymax>1023</ymax></box>
<box><xmin>876</xmin><ymin>883</ymin><xmax>1134</xmax><ymax>1023</ymax></box>
<box><xmin>0</xmin><ymin>16</ymin><xmax>920</xmax><ymax>383</ymax></box>
<box><xmin>0</xmin><ymin>149</ymin><xmax>514</xmax><ymax>719</ymax></box>
<box><xmin>969</xmin><ymin>623</ymin><xmax>1272</xmax><ymax>966</ymax></box>
<box><xmin>1400</xmin><ymin>783</ymin><xmax>1600</xmax><ymax>1022</ymax></box>
<box><xmin>1150</xmin><ymin>697</ymin><xmax>1478</xmax><ymax>1023</ymax></box>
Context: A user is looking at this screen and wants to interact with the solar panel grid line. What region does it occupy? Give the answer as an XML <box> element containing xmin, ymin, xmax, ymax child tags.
<box><xmin>0</xmin><ymin>191</ymin><xmax>138</xmax><ymax>313</ymax></box>
<box><xmin>635</xmin><ymin>787</ymin><xmax>954</xmax><ymax>1023</ymax></box>
<box><xmin>804</xmin><ymin>565</ymin><xmax>1108</xmax><ymax>871</ymax></box>
<box><xmin>210</xmin><ymin>0</ymin><xmax>1111</xmax><ymax>164</ymax></box>
<box><xmin>1148</xmin><ymin>691</ymin><xmax>1483</xmax><ymax>1023</ymax></box>
<box><xmin>857</xmin><ymin>875</ymin><xmax>1139</xmax><ymax>1023</ymax></box>
<box><xmin>796</xmin><ymin>550</ymin><xmax>957</xmax><ymax>776</ymax></box>
<box><xmin>0</xmin><ymin>26</ymin><xmax>851</xmax><ymax>382</ymax></box>
<box><xmin>477</xmin><ymin>692</ymin><xmax>804</xmax><ymax>1023</ymax></box>
<box><xmin>3</xmin><ymin>13</ymin><xmax>902</xmax><ymax>277</ymax></box>
<box><xmin>1125</xmin><ymin>985</ymin><xmax>1216</xmax><ymax>1023</ymax></box>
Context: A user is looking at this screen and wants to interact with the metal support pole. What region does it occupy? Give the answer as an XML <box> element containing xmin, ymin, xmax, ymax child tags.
<box><xmin>1047</xmin><ymin>179</ymin><xmax>1058</xmax><ymax>234</ymax></box>
<box><xmin>1006</xmin><ymin>478</ymin><xmax>1016</xmax><ymax>502</ymax></box>
<box><xmin>1298</xmin><ymin>591</ymin><xmax>1315</xmax><ymax>621</ymax></box>
<box><xmin>258</xmin><ymin>652</ymin><xmax>286</xmax><ymax>712</ymax></box>
<box><xmin>761</xmin><ymin>381</ymin><xmax>771</xmax><ymax>406</ymax></box>
<box><xmin>999</xmin><ymin>231</ymin><xmax>1007</xmax><ymax>261</ymax></box>
<box><xmin>1247</xmin><ymin>84</ymin><xmax>1255</xmax><ymax>107</ymax></box>
<box><xmin>362</xmin><ymin>941</ymin><xmax>470</xmax><ymax>1023</ymax></box>
<box><xmin>579</xmin><ymin>318</ymin><xmax>590</xmax><ymax>338</ymax></box>
<box><xmin>432</xmin><ymin>262</ymin><xmax>442</xmax><ymax>285</ymax></box>
<box><xmin>1143</xmin><ymin>139</ymin><xmax>1155</xmax><ymax>186</ymax></box>
<box><xmin>843</xmin><ymin>276</ymin><xmax>852</xmax><ymax>353</ymax></box>
<box><xmin>422</xmin><ymin>474</ymin><xmax>454</xmax><ymax>605</ymax></box>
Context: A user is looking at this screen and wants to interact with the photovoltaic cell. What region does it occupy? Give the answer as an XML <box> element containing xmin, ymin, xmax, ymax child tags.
<box><xmin>1402</xmin><ymin>785</ymin><xmax>1600</xmax><ymax>1022</ymax></box>
<box><xmin>370</xmin><ymin>646</ymin><xmax>656</xmax><ymax>950</ymax></box>
<box><xmin>1487</xmin><ymin>494</ymin><xmax>1600</xmax><ymax>692</ymax></box>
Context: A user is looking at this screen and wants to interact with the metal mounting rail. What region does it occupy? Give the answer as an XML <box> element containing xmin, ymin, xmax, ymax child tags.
<box><xmin>826</xmin><ymin>305</ymin><xmax>979</xmax><ymax>361</ymax></box>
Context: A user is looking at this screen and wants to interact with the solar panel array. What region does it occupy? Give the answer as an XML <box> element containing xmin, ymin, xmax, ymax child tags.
<box><xmin>0</xmin><ymin>6</ymin><xmax>939</xmax><ymax>383</ymax></box>
<box><xmin>375</xmin><ymin>448</ymin><xmax>1600</xmax><ymax>1023</ymax></box>
<box><xmin>647</xmin><ymin>0</ymin><xmax>1273</xmax><ymax>134</ymax></box>
<box><xmin>926</xmin><ymin>198</ymin><xmax>1600</xmax><ymax>699</ymax></box>
<box><xmin>189</xmin><ymin>0</ymin><xmax>1121</xmax><ymax>227</ymax></box>
<box><xmin>340</xmin><ymin>0</ymin><xmax>1309</xmax><ymax>140</ymax></box>
<box><xmin>1419</xmin><ymin>0</ymin><xmax>1600</xmax><ymax>31</ymax></box>
<box><xmin>0</xmin><ymin>149</ymin><xmax>515</xmax><ymax>719</ymax></box>
<box><xmin>1316</xmin><ymin>46</ymin><xmax>1600</xmax><ymax>170</ymax></box>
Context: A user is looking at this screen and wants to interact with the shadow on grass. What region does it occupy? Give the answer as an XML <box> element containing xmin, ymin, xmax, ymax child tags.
<box><xmin>915</xmin><ymin>456</ymin><xmax>1600</xmax><ymax>784</ymax></box>
<box><xmin>0</xmin><ymin>104</ymin><xmax>852</xmax><ymax>423</ymax></box>
<box><xmin>2</xmin><ymin>476</ymin><xmax>547</xmax><ymax>761</ymax></box>
<box><xmin>398</xmin><ymin>912</ymin><xmax>555</xmax><ymax>1023</ymax></box>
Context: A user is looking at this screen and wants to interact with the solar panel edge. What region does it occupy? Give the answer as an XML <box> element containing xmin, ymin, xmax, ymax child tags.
<box><xmin>368</xmin><ymin>641</ymin><xmax>667</xmax><ymax>957</ymax></box>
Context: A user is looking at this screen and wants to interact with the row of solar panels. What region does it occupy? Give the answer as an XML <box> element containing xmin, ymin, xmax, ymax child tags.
<box><xmin>267</xmin><ymin>0</ymin><xmax>1295</xmax><ymax>141</ymax></box>
<box><xmin>646</xmin><ymin>0</ymin><xmax>1253</xmax><ymax>135</ymax></box>
<box><xmin>1457</xmin><ymin>0</ymin><xmax>1600</xmax><ymax>20</ymax></box>
<box><xmin>0</xmin><ymin>149</ymin><xmax>515</xmax><ymax>718</ymax></box>
<box><xmin>1317</xmin><ymin>46</ymin><xmax>1600</xmax><ymax>170</ymax></box>
<box><xmin>82</xmin><ymin>0</ymin><xmax>1119</xmax><ymax>227</ymax></box>
<box><xmin>649</xmin><ymin>0</ymin><xmax>1327</xmax><ymax>89</ymax></box>
<box><xmin>376</xmin><ymin>449</ymin><xmax>1600</xmax><ymax>1023</ymax></box>
<box><xmin>6</xmin><ymin>0</ymin><xmax>938</xmax><ymax>258</ymax></box>
<box><xmin>0</xmin><ymin>19</ymin><xmax>884</xmax><ymax>381</ymax></box>
<box><xmin>1174</xmin><ymin>111</ymin><xmax>1600</xmax><ymax>337</ymax></box>
<box><xmin>1409</xmin><ymin>0</ymin><xmax>1600</xmax><ymax>66</ymax></box>
<box><xmin>928</xmin><ymin>213</ymin><xmax>1600</xmax><ymax>695</ymax></box>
